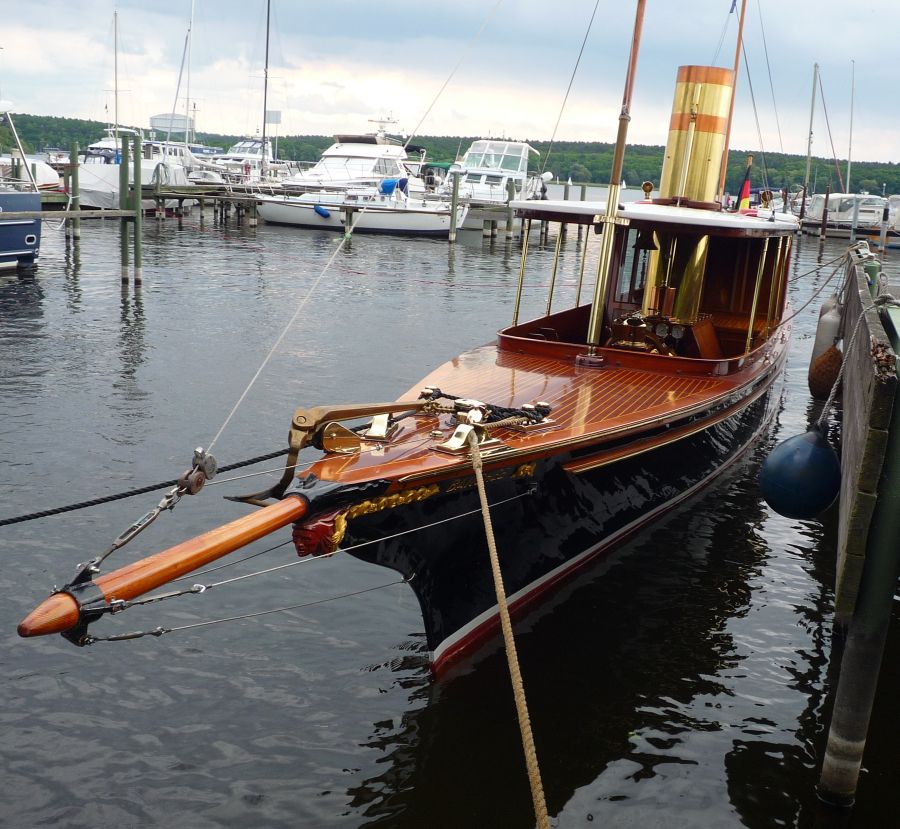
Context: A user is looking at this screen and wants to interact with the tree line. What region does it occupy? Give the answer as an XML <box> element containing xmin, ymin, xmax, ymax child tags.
<box><xmin>4</xmin><ymin>113</ymin><xmax>898</xmax><ymax>196</ymax></box>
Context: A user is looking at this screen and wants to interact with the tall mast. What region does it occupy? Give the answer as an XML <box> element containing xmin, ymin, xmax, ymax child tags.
<box><xmin>846</xmin><ymin>59</ymin><xmax>854</xmax><ymax>193</ymax></box>
<box><xmin>186</xmin><ymin>0</ymin><xmax>195</xmax><ymax>148</ymax></box>
<box><xmin>113</xmin><ymin>9</ymin><xmax>119</xmax><ymax>141</ymax></box>
<box><xmin>800</xmin><ymin>62</ymin><xmax>817</xmax><ymax>220</ymax></box>
<box><xmin>261</xmin><ymin>0</ymin><xmax>271</xmax><ymax>171</ymax></box>
<box><xmin>584</xmin><ymin>0</ymin><xmax>646</xmax><ymax>353</ymax></box>
<box><xmin>717</xmin><ymin>0</ymin><xmax>748</xmax><ymax>201</ymax></box>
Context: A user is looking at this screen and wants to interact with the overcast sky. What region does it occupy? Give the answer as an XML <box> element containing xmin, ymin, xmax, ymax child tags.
<box><xmin>2</xmin><ymin>1</ymin><xmax>896</xmax><ymax>163</ymax></box>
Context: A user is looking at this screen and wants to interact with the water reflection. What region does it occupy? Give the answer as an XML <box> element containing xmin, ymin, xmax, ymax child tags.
<box><xmin>113</xmin><ymin>281</ymin><xmax>147</xmax><ymax>406</ymax></box>
<box><xmin>346</xmin><ymin>451</ymin><xmax>833</xmax><ymax>827</ymax></box>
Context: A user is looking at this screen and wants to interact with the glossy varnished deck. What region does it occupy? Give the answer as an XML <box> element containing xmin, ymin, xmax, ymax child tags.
<box><xmin>309</xmin><ymin>341</ymin><xmax>758</xmax><ymax>487</ymax></box>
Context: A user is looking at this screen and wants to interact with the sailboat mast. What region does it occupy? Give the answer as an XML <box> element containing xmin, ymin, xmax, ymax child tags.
<box><xmin>186</xmin><ymin>0</ymin><xmax>195</xmax><ymax>149</ymax></box>
<box><xmin>261</xmin><ymin>0</ymin><xmax>271</xmax><ymax>171</ymax></box>
<box><xmin>113</xmin><ymin>10</ymin><xmax>119</xmax><ymax>142</ymax></box>
<box><xmin>584</xmin><ymin>0</ymin><xmax>646</xmax><ymax>351</ymax></box>
<box><xmin>846</xmin><ymin>59</ymin><xmax>854</xmax><ymax>193</ymax></box>
<box><xmin>800</xmin><ymin>62</ymin><xmax>818</xmax><ymax>220</ymax></box>
<box><xmin>717</xmin><ymin>0</ymin><xmax>747</xmax><ymax>202</ymax></box>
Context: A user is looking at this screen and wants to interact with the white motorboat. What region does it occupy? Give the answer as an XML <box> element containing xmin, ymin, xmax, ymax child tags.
<box><xmin>281</xmin><ymin>122</ymin><xmax>428</xmax><ymax>197</ymax></box>
<box><xmin>257</xmin><ymin>180</ymin><xmax>467</xmax><ymax>236</ymax></box>
<box><xmin>437</xmin><ymin>139</ymin><xmax>551</xmax><ymax>230</ymax></box>
<box><xmin>208</xmin><ymin>137</ymin><xmax>292</xmax><ymax>184</ymax></box>
<box><xmin>800</xmin><ymin>193</ymin><xmax>888</xmax><ymax>237</ymax></box>
<box><xmin>80</xmin><ymin>128</ymin><xmax>195</xmax><ymax>210</ymax></box>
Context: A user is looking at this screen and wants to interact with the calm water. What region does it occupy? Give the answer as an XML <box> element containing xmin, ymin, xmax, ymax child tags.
<box><xmin>1</xmin><ymin>210</ymin><xmax>897</xmax><ymax>829</ymax></box>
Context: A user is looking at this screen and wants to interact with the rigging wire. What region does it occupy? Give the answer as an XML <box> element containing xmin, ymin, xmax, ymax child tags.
<box><xmin>538</xmin><ymin>0</ymin><xmax>602</xmax><ymax>178</ymax></box>
<box><xmin>755</xmin><ymin>0</ymin><xmax>784</xmax><ymax>153</ymax></box>
<box><xmin>85</xmin><ymin>578</ymin><xmax>410</xmax><ymax>644</ymax></box>
<box><xmin>403</xmin><ymin>0</ymin><xmax>505</xmax><ymax>149</ymax></box>
<box><xmin>205</xmin><ymin>220</ymin><xmax>360</xmax><ymax>455</ymax></box>
<box><xmin>740</xmin><ymin>43</ymin><xmax>771</xmax><ymax>193</ymax></box>
<box><xmin>815</xmin><ymin>71</ymin><xmax>846</xmax><ymax>192</ymax></box>
<box><xmin>710</xmin><ymin>3</ymin><xmax>734</xmax><ymax>65</ymax></box>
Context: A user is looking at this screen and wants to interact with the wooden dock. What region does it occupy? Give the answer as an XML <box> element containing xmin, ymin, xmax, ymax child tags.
<box><xmin>818</xmin><ymin>259</ymin><xmax>900</xmax><ymax>806</ymax></box>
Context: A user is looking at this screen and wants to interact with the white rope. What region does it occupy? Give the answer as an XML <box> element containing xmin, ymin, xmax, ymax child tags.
<box><xmin>205</xmin><ymin>209</ymin><xmax>367</xmax><ymax>453</ymax></box>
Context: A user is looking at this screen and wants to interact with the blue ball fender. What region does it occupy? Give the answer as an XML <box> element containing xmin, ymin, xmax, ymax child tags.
<box><xmin>760</xmin><ymin>427</ymin><xmax>841</xmax><ymax>519</ymax></box>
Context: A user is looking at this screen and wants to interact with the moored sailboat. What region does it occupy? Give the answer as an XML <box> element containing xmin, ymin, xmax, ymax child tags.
<box><xmin>18</xmin><ymin>11</ymin><xmax>798</xmax><ymax>676</ymax></box>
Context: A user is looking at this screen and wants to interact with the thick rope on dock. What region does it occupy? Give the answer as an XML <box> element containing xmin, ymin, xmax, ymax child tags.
<box><xmin>467</xmin><ymin>431</ymin><xmax>551</xmax><ymax>829</ymax></box>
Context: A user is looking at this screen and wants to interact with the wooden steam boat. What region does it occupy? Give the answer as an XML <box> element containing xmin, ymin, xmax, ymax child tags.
<box><xmin>18</xmin><ymin>54</ymin><xmax>799</xmax><ymax>676</ymax></box>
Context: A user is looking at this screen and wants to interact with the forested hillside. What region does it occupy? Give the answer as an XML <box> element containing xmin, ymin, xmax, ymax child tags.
<box><xmin>3</xmin><ymin>112</ymin><xmax>898</xmax><ymax>195</ymax></box>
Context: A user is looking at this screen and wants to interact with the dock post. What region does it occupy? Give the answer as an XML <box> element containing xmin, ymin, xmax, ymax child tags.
<box><xmin>249</xmin><ymin>202</ymin><xmax>258</xmax><ymax>227</ymax></box>
<box><xmin>820</xmin><ymin>184</ymin><xmax>830</xmax><ymax>239</ymax></box>
<box><xmin>850</xmin><ymin>198</ymin><xmax>860</xmax><ymax>243</ymax></box>
<box><xmin>578</xmin><ymin>184</ymin><xmax>587</xmax><ymax>240</ymax></box>
<box><xmin>132</xmin><ymin>134</ymin><xmax>142</xmax><ymax>284</ymax></box>
<box><xmin>343</xmin><ymin>207</ymin><xmax>354</xmax><ymax>239</ymax></box>
<box><xmin>69</xmin><ymin>142</ymin><xmax>81</xmax><ymax>242</ymax></box>
<box><xmin>561</xmin><ymin>181</ymin><xmax>570</xmax><ymax>239</ymax></box>
<box><xmin>119</xmin><ymin>135</ymin><xmax>130</xmax><ymax>283</ymax></box>
<box><xmin>449</xmin><ymin>171</ymin><xmax>460</xmax><ymax>243</ymax></box>
<box><xmin>505</xmin><ymin>179</ymin><xmax>516</xmax><ymax>240</ymax></box>
<box><xmin>877</xmin><ymin>202</ymin><xmax>888</xmax><ymax>251</ymax></box>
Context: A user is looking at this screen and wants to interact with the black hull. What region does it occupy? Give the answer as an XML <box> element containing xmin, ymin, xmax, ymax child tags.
<box><xmin>342</xmin><ymin>376</ymin><xmax>780</xmax><ymax>673</ymax></box>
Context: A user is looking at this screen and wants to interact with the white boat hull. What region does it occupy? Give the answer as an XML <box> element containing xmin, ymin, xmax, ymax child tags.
<box><xmin>257</xmin><ymin>194</ymin><xmax>467</xmax><ymax>236</ymax></box>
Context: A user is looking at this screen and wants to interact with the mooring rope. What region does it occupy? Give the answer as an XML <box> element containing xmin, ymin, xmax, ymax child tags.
<box><xmin>467</xmin><ymin>431</ymin><xmax>550</xmax><ymax>829</ymax></box>
<box><xmin>816</xmin><ymin>291</ymin><xmax>900</xmax><ymax>430</ymax></box>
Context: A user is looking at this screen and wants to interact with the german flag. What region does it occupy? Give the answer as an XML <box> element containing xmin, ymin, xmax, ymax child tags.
<box><xmin>736</xmin><ymin>155</ymin><xmax>753</xmax><ymax>211</ymax></box>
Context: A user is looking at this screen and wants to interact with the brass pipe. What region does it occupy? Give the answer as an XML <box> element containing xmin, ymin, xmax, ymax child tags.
<box><xmin>745</xmin><ymin>237</ymin><xmax>769</xmax><ymax>353</ymax></box>
<box><xmin>575</xmin><ymin>234</ymin><xmax>589</xmax><ymax>306</ymax></box>
<box><xmin>545</xmin><ymin>226</ymin><xmax>564</xmax><ymax>316</ymax></box>
<box><xmin>512</xmin><ymin>218</ymin><xmax>531</xmax><ymax>326</ymax></box>
<box><xmin>765</xmin><ymin>237</ymin><xmax>785</xmax><ymax>335</ymax></box>
<box><xmin>675</xmin><ymin>84</ymin><xmax>703</xmax><ymax>203</ymax></box>
<box><xmin>586</xmin><ymin>0</ymin><xmax>646</xmax><ymax>349</ymax></box>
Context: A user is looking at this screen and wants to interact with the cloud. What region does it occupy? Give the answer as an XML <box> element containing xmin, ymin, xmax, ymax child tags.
<box><xmin>2</xmin><ymin>0</ymin><xmax>898</xmax><ymax>163</ymax></box>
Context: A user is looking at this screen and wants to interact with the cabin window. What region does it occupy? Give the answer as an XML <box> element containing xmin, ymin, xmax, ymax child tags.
<box><xmin>603</xmin><ymin>227</ymin><xmax>790</xmax><ymax>359</ymax></box>
<box><xmin>608</xmin><ymin>226</ymin><xmax>648</xmax><ymax>315</ymax></box>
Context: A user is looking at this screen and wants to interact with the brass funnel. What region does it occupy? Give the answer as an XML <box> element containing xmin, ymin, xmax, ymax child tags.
<box><xmin>658</xmin><ymin>65</ymin><xmax>734</xmax><ymax>205</ymax></box>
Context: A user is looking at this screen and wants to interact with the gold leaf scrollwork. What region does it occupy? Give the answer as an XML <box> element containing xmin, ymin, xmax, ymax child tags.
<box><xmin>328</xmin><ymin>484</ymin><xmax>440</xmax><ymax>550</ymax></box>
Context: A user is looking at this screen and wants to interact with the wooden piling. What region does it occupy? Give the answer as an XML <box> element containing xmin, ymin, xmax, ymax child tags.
<box><xmin>449</xmin><ymin>171</ymin><xmax>461</xmax><ymax>243</ymax></box>
<box><xmin>69</xmin><ymin>142</ymin><xmax>81</xmax><ymax>241</ymax></box>
<box><xmin>578</xmin><ymin>184</ymin><xmax>587</xmax><ymax>240</ymax></box>
<box><xmin>818</xmin><ymin>263</ymin><xmax>900</xmax><ymax>806</ymax></box>
<box><xmin>505</xmin><ymin>179</ymin><xmax>516</xmax><ymax>240</ymax></box>
<box><xmin>132</xmin><ymin>134</ymin><xmax>142</xmax><ymax>283</ymax></box>
<box><xmin>119</xmin><ymin>136</ymin><xmax>130</xmax><ymax>282</ymax></box>
<box><xmin>820</xmin><ymin>184</ymin><xmax>831</xmax><ymax>239</ymax></box>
